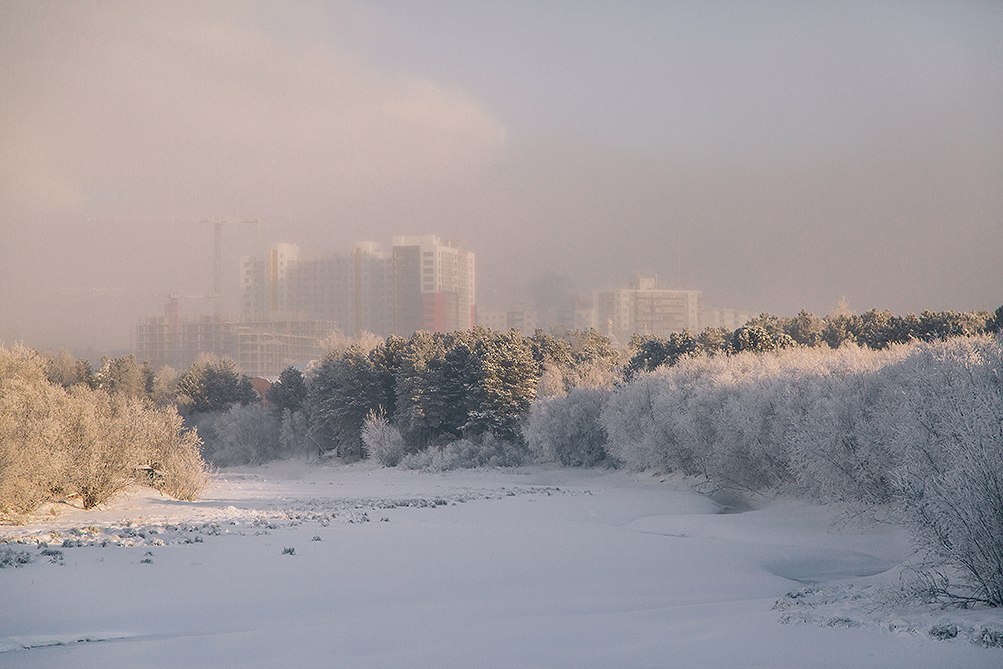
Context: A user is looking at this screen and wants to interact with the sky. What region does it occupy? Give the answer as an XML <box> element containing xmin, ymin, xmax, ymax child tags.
<box><xmin>1</xmin><ymin>0</ymin><xmax>1001</xmax><ymax>352</ymax></box>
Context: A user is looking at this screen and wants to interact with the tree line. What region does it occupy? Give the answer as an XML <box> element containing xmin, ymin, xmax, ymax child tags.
<box><xmin>624</xmin><ymin>306</ymin><xmax>1002</xmax><ymax>379</ymax></box>
<box><xmin>4</xmin><ymin>305</ymin><xmax>998</xmax><ymax>513</ymax></box>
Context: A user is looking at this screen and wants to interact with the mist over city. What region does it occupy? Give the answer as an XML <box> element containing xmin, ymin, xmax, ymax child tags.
<box><xmin>2</xmin><ymin>1</ymin><xmax>1000</xmax><ymax>354</ymax></box>
<box><xmin>3</xmin><ymin>4</ymin><xmax>1003</xmax><ymax>667</ymax></box>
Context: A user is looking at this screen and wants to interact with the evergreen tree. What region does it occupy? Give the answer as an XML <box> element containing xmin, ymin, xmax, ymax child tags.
<box><xmin>267</xmin><ymin>366</ymin><xmax>308</xmax><ymax>418</ymax></box>
<box><xmin>464</xmin><ymin>330</ymin><xmax>539</xmax><ymax>442</ymax></box>
<box><xmin>624</xmin><ymin>332</ymin><xmax>698</xmax><ymax>379</ymax></box>
<box><xmin>528</xmin><ymin>329</ymin><xmax>573</xmax><ymax>371</ymax></box>
<box><xmin>731</xmin><ymin>326</ymin><xmax>794</xmax><ymax>353</ymax></box>
<box><xmin>393</xmin><ymin>331</ymin><xmax>448</xmax><ymax>451</ymax></box>
<box><xmin>368</xmin><ymin>334</ymin><xmax>407</xmax><ymax>419</ymax></box>
<box><xmin>308</xmin><ymin>347</ymin><xmax>382</xmax><ymax>459</ymax></box>
<box><xmin>744</xmin><ymin>313</ymin><xmax>788</xmax><ymax>338</ymax></box>
<box><xmin>696</xmin><ymin>326</ymin><xmax>731</xmax><ymax>355</ymax></box>
<box><xmin>176</xmin><ymin>356</ymin><xmax>257</xmax><ymax>416</ymax></box>
<box><xmin>783</xmin><ymin>310</ymin><xmax>824</xmax><ymax>347</ymax></box>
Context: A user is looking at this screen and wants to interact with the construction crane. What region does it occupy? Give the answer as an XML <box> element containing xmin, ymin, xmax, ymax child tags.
<box><xmin>84</xmin><ymin>216</ymin><xmax>260</xmax><ymax>319</ymax></box>
<box><xmin>201</xmin><ymin>218</ymin><xmax>259</xmax><ymax>318</ymax></box>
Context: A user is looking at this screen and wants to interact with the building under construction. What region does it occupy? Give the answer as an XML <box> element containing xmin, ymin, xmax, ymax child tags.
<box><xmin>134</xmin><ymin>303</ymin><xmax>334</xmax><ymax>377</ymax></box>
<box><xmin>135</xmin><ymin>232</ymin><xmax>476</xmax><ymax>377</ymax></box>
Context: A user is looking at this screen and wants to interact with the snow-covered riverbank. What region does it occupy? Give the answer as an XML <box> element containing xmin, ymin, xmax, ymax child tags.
<box><xmin>1</xmin><ymin>462</ymin><xmax>1000</xmax><ymax>668</ymax></box>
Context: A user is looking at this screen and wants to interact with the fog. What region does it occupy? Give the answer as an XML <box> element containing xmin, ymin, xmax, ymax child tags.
<box><xmin>2</xmin><ymin>1</ymin><xmax>1001</xmax><ymax>352</ymax></box>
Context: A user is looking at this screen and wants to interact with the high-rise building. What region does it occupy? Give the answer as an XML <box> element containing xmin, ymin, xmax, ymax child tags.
<box><xmin>595</xmin><ymin>275</ymin><xmax>702</xmax><ymax>342</ymax></box>
<box><xmin>239</xmin><ymin>236</ymin><xmax>475</xmax><ymax>337</ymax></box>
<box><xmin>240</xmin><ymin>243</ymin><xmax>301</xmax><ymax>321</ymax></box>
<box><xmin>353</xmin><ymin>242</ymin><xmax>393</xmax><ymax>336</ymax></box>
<box><xmin>392</xmin><ymin>235</ymin><xmax>476</xmax><ymax>334</ymax></box>
<box><xmin>285</xmin><ymin>254</ymin><xmax>354</xmax><ymax>324</ymax></box>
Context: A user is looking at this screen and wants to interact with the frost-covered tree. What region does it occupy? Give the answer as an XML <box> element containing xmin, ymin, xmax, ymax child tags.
<box><xmin>361</xmin><ymin>408</ymin><xmax>405</xmax><ymax>467</ymax></box>
<box><xmin>151</xmin><ymin>365</ymin><xmax>179</xmax><ymax>407</ymax></box>
<box><xmin>566</xmin><ymin>328</ymin><xmax>620</xmax><ymax>370</ymax></box>
<box><xmin>889</xmin><ymin>336</ymin><xmax>1003</xmax><ymax>606</ymax></box>
<box><xmin>0</xmin><ymin>345</ymin><xmax>208</xmax><ymax>517</ymax></box>
<box><xmin>463</xmin><ymin>330</ymin><xmax>539</xmax><ymax>443</ymax></box>
<box><xmin>393</xmin><ymin>331</ymin><xmax>449</xmax><ymax>451</ymax></box>
<box><xmin>525</xmin><ymin>387</ymin><xmax>610</xmax><ymax>466</ymax></box>
<box><xmin>176</xmin><ymin>356</ymin><xmax>257</xmax><ymax>416</ymax></box>
<box><xmin>44</xmin><ymin>350</ymin><xmax>97</xmax><ymax>389</ymax></box>
<box><xmin>191</xmin><ymin>403</ymin><xmax>281</xmax><ymax>466</ymax></box>
<box><xmin>97</xmin><ymin>354</ymin><xmax>148</xmax><ymax>399</ymax></box>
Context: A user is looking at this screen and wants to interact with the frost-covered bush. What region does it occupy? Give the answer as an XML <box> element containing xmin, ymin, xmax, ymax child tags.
<box><xmin>601</xmin><ymin>371</ymin><xmax>667</xmax><ymax>471</ymax></box>
<box><xmin>601</xmin><ymin>345</ymin><xmax>911</xmax><ymax>496</ymax></box>
<box><xmin>190</xmin><ymin>403</ymin><xmax>282</xmax><ymax>467</ymax></box>
<box><xmin>0</xmin><ymin>345</ymin><xmax>210</xmax><ymax>517</ymax></box>
<box><xmin>400</xmin><ymin>433</ymin><xmax>528</xmax><ymax>472</ymax></box>
<box><xmin>361</xmin><ymin>409</ymin><xmax>405</xmax><ymax>467</ymax></box>
<box><xmin>142</xmin><ymin>409</ymin><xmax>210</xmax><ymax>501</ymax></box>
<box><xmin>0</xmin><ymin>346</ymin><xmax>73</xmax><ymax>516</ymax></box>
<box><xmin>889</xmin><ymin>336</ymin><xmax>1003</xmax><ymax>606</ymax></box>
<box><xmin>0</xmin><ymin>548</ymin><xmax>33</xmax><ymax>568</ymax></box>
<box><xmin>598</xmin><ymin>334</ymin><xmax>1003</xmax><ymax>605</ymax></box>
<box><xmin>524</xmin><ymin>387</ymin><xmax>611</xmax><ymax>466</ymax></box>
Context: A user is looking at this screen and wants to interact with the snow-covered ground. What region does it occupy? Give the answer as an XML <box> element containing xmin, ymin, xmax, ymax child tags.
<box><xmin>1</xmin><ymin>463</ymin><xmax>1000</xmax><ymax>668</ymax></box>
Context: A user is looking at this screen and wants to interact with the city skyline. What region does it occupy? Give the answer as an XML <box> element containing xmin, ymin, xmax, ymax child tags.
<box><xmin>2</xmin><ymin>2</ymin><xmax>1001</xmax><ymax>352</ymax></box>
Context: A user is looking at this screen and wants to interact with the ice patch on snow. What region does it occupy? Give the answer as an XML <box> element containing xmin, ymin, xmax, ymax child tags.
<box><xmin>0</xmin><ymin>633</ymin><xmax>133</xmax><ymax>652</ymax></box>
<box><xmin>762</xmin><ymin>550</ymin><xmax>895</xmax><ymax>584</ymax></box>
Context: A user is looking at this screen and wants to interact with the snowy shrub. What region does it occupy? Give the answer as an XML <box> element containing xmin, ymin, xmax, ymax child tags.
<box><xmin>524</xmin><ymin>387</ymin><xmax>611</xmax><ymax>466</ymax></box>
<box><xmin>361</xmin><ymin>409</ymin><xmax>405</xmax><ymax>467</ymax></box>
<box><xmin>63</xmin><ymin>388</ymin><xmax>149</xmax><ymax>510</ymax></box>
<box><xmin>0</xmin><ymin>346</ymin><xmax>73</xmax><ymax>517</ymax></box>
<box><xmin>0</xmin><ymin>345</ymin><xmax>210</xmax><ymax>517</ymax></box>
<box><xmin>143</xmin><ymin>411</ymin><xmax>210</xmax><ymax>502</ymax></box>
<box><xmin>599</xmin><ymin>334</ymin><xmax>1003</xmax><ymax>605</ymax></box>
<box><xmin>781</xmin><ymin>345</ymin><xmax>911</xmax><ymax>504</ymax></box>
<box><xmin>0</xmin><ymin>548</ymin><xmax>33</xmax><ymax>568</ymax></box>
<box><xmin>601</xmin><ymin>372</ymin><xmax>669</xmax><ymax>471</ymax></box>
<box><xmin>190</xmin><ymin>404</ymin><xmax>282</xmax><ymax>467</ymax></box>
<box><xmin>928</xmin><ymin>623</ymin><xmax>959</xmax><ymax>640</ymax></box>
<box><xmin>889</xmin><ymin>336</ymin><xmax>1003</xmax><ymax>606</ymax></box>
<box><xmin>602</xmin><ymin>345</ymin><xmax>913</xmax><ymax>497</ymax></box>
<box><xmin>400</xmin><ymin>433</ymin><xmax>528</xmax><ymax>471</ymax></box>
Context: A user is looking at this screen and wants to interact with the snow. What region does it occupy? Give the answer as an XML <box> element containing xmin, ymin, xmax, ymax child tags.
<box><xmin>1</xmin><ymin>463</ymin><xmax>1000</xmax><ymax>668</ymax></box>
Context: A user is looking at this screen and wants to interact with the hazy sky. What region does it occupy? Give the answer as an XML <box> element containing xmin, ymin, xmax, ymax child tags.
<box><xmin>2</xmin><ymin>1</ymin><xmax>1001</xmax><ymax>352</ymax></box>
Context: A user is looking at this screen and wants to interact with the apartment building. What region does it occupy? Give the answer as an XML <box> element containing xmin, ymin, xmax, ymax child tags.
<box><xmin>594</xmin><ymin>275</ymin><xmax>702</xmax><ymax>342</ymax></box>
<box><xmin>240</xmin><ymin>236</ymin><xmax>475</xmax><ymax>337</ymax></box>
<box><xmin>392</xmin><ymin>235</ymin><xmax>475</xmax><ymax>334</ymax></box>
